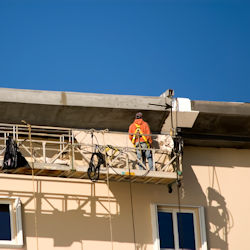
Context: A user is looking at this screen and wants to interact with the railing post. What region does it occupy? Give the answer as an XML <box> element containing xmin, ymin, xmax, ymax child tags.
<box><xmin>62</xmin><ymin>135</ymin><xmax>65</xmax><ymax>151</ymax></box>
<box><xmin>68</xmin><ymin>131</ymin><xmax>72</xmax><ymax>169</ymax></box>
<box><xmin>152</xmin><ymin>148</ymin><xmax>155</xmax><ymax>171</ymax></box>
<box><xmin>126</xmin><ymin>150</ymin><xmax>129</xmax><ymax>170</ymax></box>
<box><xmin>42</xmin><ymin>142</ymin><xmax>46</xmax><ymax>163</ymax></box>
<box><xmin>71</xmin><ymin>131</ymin><xmax>75</xmax><ymax>170</ymax></box>
<box><xmin>59</xmin><ymin>136</ymin><xmax>62</xmax><ymax>159</ymax></box>
<box><xmin>16</xmin><ymin>125</ymin><xmax>19</xmax><ymax>141</ymax></box>
<box><xmin>4</xmin><ymin>132</ymin><xmax>6</xmax><ymax>145</ymax></box>
<box><xmin>13</xmin><ymin>125</ymin><xmax>16</xmax><ymax>141</ymax></box>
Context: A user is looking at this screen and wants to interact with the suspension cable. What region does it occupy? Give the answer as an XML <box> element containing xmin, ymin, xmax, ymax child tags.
<box><xmin>126</xmin><ymin>134</ymin><xmax>137</xmax><ymax>249</ymax></box>
<box><xmin>24</xmin><ymin>121</ymin><xmax>39</xmax><ymax>250</ymax></box>
<box><xmin>129</xmin><ymin>163</ymin><xmax>137</xmax><ymax>250</ymax></box>
<box><xmin>102</xmin><ymin>130</ymin><xmax>114</xmax><ymax>250</ymax></box>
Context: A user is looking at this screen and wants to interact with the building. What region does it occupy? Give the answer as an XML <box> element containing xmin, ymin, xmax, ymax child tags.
<box><xmin>0</xmin><ymin>87</ymin><xmax>249</xmax><ymax>250</ymax></box>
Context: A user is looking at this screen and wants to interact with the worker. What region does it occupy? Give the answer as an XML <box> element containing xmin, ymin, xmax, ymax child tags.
<box><xmin>129</xmin><ymin>112</ymin><xmax>153</xmax><ymax>170</ymax></box>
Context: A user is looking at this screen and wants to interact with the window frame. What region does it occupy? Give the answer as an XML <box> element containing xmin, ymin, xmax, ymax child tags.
<box><xmin>0</xmin><ymin>197</ymin><xmax>23</xmax><ymax>248</ymax></box>
<box><xmin>151</xmin><ymin>204</ymin><xmax>207</xmax><ymax>250</ymax></box>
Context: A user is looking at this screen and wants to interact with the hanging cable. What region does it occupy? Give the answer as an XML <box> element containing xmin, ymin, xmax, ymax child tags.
<box><xmin>129</xmin><ymin>167</ymin><xmax>137</xmax><ymax>250</ymax></box>
<box><xmin>125</xmin><ymin>134</ymin><xmax>137</xmax><ymax>249</ymax></box>
<box><xmin>87</xmin><ymin>146</ymin><xmax>105</xmax><ymax>182</ymax></box>
<box><xmin>176</xmin><ymin>142</ymin><xmax>185</xmax><ymax>249</ymax></box>
<box><xmin>174</xmin><ymin>99</ymin><xmax>185</xmax><ymax>249</ymax></box>
<box><xmin>87</xmin><ymin>130</ymin><xmax>105</xmax><ymax>182</ymax></box>
<box><xmin>170</xmin><ymin>98</ymin><xmax>174</xmax><ymax>136</ymax></box>
<box><xmin>22</xmin><ymin>121</ymin><xmax>39</xmax><ymax>250</ymax></box>
<box><xmin>102</xmin><ymin>130</ymin><xmax>114</xmax><ymax>250</ymax></box>
<box><xmin>177</xmin><ymin>175</ymin><xmax>184</xmax><ymax>250</ymax></box>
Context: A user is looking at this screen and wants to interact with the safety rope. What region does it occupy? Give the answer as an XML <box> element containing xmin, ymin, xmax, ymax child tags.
<box><xmin>25</xmin><ymin>122</ymin><xmax>39</xmax><ymax>250</ymax></box>
<box><xmin>128</xmin><ymin>168</ymin><xmax>137</xmax><ymax>250</ymax></box>
<box><xmin>172</xmin><ymin>98</ymin><xmax>185</xmax><ymax>249</ymax></box>
<box><xmin>102</xmin><ymin>130</ymin><xmax>114</xmax><ymax>250</ymax></box>
<box><xmin>177</xmin><ymin>177</ymin><xmax>184</xmax><ymax>250</ymax></box>
<box><xmin>125</xmin><ymin>135</ymin><xmax>137</xmax><ymax>250</ymax></box>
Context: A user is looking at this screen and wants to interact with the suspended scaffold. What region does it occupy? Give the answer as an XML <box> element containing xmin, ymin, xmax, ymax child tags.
<box><xmin>0</xmin><ymin>123</ymin><xmax>183</xmax><ymax>185</ymax></box>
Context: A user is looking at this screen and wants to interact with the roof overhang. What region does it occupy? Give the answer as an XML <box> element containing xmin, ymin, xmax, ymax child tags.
<box><xmin>0</xmin><ymin>88</ymin><xmax>172</xmax><ymax>132</ymax></box>
<box><xmin>181</xmin><ymin>100</ymin><xmax>250</xmax><ymax>148</ymax></box>
<box><xmin>1</xmin><ymin>88</ymin><xmax>250</xmax><ymax>148</ymax></box>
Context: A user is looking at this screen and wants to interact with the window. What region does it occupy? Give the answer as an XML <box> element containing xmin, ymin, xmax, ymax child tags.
<box><xmin>151</xmin><ymin>205</ymin><xmax>207</xmax><ymax>250</ymax></box>
<box><xmin>0</xmin><ymin>197</ymin><xmax>23</xmax><ymax>248</ymax></box>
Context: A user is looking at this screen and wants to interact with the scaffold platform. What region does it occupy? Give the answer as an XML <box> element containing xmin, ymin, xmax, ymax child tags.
<box><xmin>0</xmin><ymin>123</ymin><xmax>182</xmax><ymax>185</ymax></box>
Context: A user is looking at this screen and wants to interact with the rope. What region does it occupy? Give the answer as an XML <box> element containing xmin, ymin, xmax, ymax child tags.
<box><xmin>175</xmin><ymin>98</ymin><xmax>179</xmax><ymax>134</ymax></box>
<box><xmin>125</xmin><ymin>136</ymin><xmax>136</xmax><ymax>249</ymax></box>
<box><xmin>129</xmin><ymin>168</ymin><xmax>137</xmax><ymax>250</ymax></box>
<box><xmin>169</xmin><ymin>98</ymin><xmax>185</xmax><ymax>248</ymax></box>
<box><xmin>102</xmin><ymin>130</ymin><xmax>114</xmax><ymax>250</ymax></box>
<box><xmin>26</xmin><ymin>122</ymin><xmax>39</xmax><ymax>250</ymax></box>
<box><xmin>176</xmin><ymin>177</ymin><xmax>184</xmax><ymax>250</ymax></box>
<box><xmin>170</xmin><ymin>98</ymin><xmax>174</xmax><ymax>136</ymax></box>
<box><xmin>175</xmin><ymin>97</ymin><xmax>184</xmax><ymax>249</ymax></box>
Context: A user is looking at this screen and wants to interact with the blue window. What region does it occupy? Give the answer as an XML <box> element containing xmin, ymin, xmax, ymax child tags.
<box><xmin>0</xmin><ymin>198</ymin><xmax>23</xmax><ymax>248</ymax></box>
<box><xmin>0</xmin><ymin>204</ymin><xmax>11</xmax><ymax>241</ymax></box>
<box><xmin>158</xmin><ymin>212</ymin><xmax>175</xmax><ymax>249</ymax></box>
<box><xmin>156</xmin><ymin>207</ymin><xmax>206</xmax><ymax>250</ymax></box>
<box><xmin>177</xmin><ymin>212</ymin><xmax>196</xmax><ymax>250</ymax></box>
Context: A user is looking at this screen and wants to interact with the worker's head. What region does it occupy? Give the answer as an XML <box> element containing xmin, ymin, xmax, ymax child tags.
<box><xmin>135</xmin><ymin>112</ymin><xmax>143</xmax><ymax>119</ymax></box>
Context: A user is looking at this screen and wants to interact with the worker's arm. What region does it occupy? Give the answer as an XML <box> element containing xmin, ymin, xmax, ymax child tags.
<box><xmin>128</xmin><ymin>124</ymin><xmax>134</xmax><ymax>141</ymax></box>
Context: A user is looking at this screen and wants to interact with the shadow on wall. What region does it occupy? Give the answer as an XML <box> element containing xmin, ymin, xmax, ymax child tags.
<box><xmin>207</xmin><ymin>187</ymin><xmax>233</xmax><ymax>250</ymax></box>
<box><xmin>183</xmin><ymin>147</ymin><xmax>240</xmax><ymax>250</ymax></box>
<box><xmin>0</xmin><ymin>176</ymin><xmax>149</xmax><ymax>249</ymax></box>
<box><xmin>183</xmin><ymin>166</ymin><xmax>232</xmax><ymax>250</ymax></box>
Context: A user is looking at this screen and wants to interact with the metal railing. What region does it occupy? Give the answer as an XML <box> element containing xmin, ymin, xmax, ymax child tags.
<box><xmin>0</xmin><ymin>123</ymin><xmax>181</xmax><ymax>174</ymax></box>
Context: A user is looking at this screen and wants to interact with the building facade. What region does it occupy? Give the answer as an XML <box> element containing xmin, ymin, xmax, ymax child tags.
<box><xmin>0</xmin><ymin>88</ymin><xmax>249</xmax><ymax>250</ymax></box>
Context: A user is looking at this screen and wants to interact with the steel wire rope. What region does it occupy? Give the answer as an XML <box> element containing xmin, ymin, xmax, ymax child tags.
<box><xmin>129</xmin><ymin>171</ymin><xmax>137</xmax><ymax>250</ymax></box>
<box><xmin>23</xmin><ymin>121</ymin><xmax>39</xmax><ymax>250</ymax></box>
<box><xmin>176</xmin><ymin>175</ymin><xmax>184</xmax><ymax>249</ymax></box>
<box><xmin>175</xmin><ymin>99</ymin><xmax>185</xmax><ymax>249</ymax></box>
<box><xmin>102</xmin><ymin>130</ymin><xmax>114</xmax><ymax>250</ymax></box>
<box><xmin>126</xmin><ymin>135</ymin><xmax>137</xmax><ymax>250</ymax></box>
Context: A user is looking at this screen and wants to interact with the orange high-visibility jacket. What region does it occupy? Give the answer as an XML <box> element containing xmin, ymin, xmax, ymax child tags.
<box><xmin>129</xmin><ymin>119</ymin><xmax>152</xmax><ymax>145</ymax></box>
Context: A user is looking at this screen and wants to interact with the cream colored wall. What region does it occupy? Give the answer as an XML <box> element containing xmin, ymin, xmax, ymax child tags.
<box><xmin>182</xmin><ymin>146</ymin><xmax>250</xmax><ymax>250</ymax></box>
<box><xmin>0</xmin><ymin>146</ymin><xmax>249</xmax><ymax>250</ymax></box>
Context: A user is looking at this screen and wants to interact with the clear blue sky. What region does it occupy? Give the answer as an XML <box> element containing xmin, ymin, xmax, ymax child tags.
<box><xmin>0</xmin><ymin>0</ymin><xmax>250</xmax><ymax>102</ymax></box>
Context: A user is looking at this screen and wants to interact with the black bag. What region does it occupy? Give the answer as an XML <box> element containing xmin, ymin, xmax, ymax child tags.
<box><xmin>2</xmin><ymin>137</ymin><xmax>28</xmax><ymax>170</ymax></box>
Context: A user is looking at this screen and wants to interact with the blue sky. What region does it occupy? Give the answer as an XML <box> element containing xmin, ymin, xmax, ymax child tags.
<box><xmin>0</xmin><ymin>0</ymin><xmax>250</xmax><ymax>102</ymax></box>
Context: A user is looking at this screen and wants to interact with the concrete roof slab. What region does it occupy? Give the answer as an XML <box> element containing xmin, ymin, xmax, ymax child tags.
<box><xmin>0</xmin><ymin>88</ymin><xmax>171</xmax><ymax>111</ymax></box>
<box><xmin>0</xmin><ymin>88</ymin><xmax>171</xmax><ymax>132</ymax></box>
